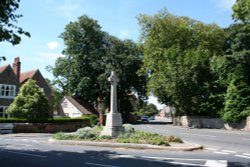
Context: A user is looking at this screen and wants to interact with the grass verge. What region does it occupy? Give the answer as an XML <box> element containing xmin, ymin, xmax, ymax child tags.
<box><xmin>53</xmin><ymin>125</ymin><xmax>183</xmax><ymax>146</ymax></box>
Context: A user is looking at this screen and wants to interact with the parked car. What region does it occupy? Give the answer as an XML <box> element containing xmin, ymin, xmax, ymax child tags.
<box><xmin>149</xmin><ymin>116</ymin><xmax>155</xmax><ymax>120</ymax></box>
<box><xmin>140</xmin><ymin>115</ymin><xmax>149</xmax><ymax>122</ymax></box>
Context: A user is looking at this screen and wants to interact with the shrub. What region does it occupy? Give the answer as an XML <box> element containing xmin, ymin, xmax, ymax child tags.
<box><xmin>123</xmin><ymin>124</ymin><xmax>135</xmax><ymax>133</ymax></box>
<box><xmin>117</xmin><ymin>131</ymin><xmax>170</xmax><ymax>146</ymax></box>
<box><xmin>6</xmin><ymin>79</ymin><xmax>50</xmax><ymax>120</ymax></box>
<box><xmin>81</xmin><ymin>115</ymin><xmax>98</xmax><ymax>126</ymax></box>
<box><xmin>166</xmin><ymin>135</ymin><xmax>183</xmax><ymax>143</ymax></box>
<box><xmin>53</xmin><ymin>132</ymin><xmax>75</xmax><ymax>140</ymax></box>
<box><xmin>52</xmin><ymin>126</ymin><xmax>183</xmax><ymax>146</ymax></box>
<box><xmin>74</xmin><ymin>127</ymin><xmax>97</xmax><ymax>139</ymax></box>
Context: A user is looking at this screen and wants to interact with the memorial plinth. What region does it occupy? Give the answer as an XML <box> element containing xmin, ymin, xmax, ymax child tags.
<box><xmin>101</xmin><ymin>71</ymin><xmax>124</xmax><ymax>137</ymax></box>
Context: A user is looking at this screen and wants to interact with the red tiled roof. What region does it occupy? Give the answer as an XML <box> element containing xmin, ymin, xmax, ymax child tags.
<box><xmin>0</xmin><ymin>65</ymin><xmax>9</xmax><ymax>74</ymax></box>
<box><xmin>20</xmin><ymin>69</ymin><xmax>38</xmax><ymax>83</ymax></box>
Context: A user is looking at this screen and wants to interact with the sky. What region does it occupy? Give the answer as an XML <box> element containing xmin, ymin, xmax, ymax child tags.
<box><xmin>0</xmin><ymin>0</ymin><xmax>236</xmax><ymax>109</ymax></box>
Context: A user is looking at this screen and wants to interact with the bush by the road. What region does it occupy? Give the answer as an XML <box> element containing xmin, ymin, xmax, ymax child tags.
<box><xmin>52</xmin><ymin>125</ymin><xmax>183</xmax><ymax>146</ymax></box>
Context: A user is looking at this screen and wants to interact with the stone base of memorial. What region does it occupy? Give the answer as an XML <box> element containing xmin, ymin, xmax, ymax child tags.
<box><xmin>100</xmin><ymin>112</ymin><xmax>124</xmax><ymax>137</ymax></box>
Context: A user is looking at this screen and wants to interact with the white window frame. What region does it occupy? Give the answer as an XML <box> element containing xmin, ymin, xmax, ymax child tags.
<box><xmin>0</xmin><ymin>106</ymin><xmax>9</xmax><ymax>118</ymax></box>
<box><xmin>0</xmin><ymin>84</ymin><xmax>16</xmax><ymax>99</ymax></box>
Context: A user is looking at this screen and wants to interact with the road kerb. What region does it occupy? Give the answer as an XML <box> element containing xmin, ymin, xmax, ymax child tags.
<box><xmin>48</xmin><ymin>138</ymin><xmax>203</xmax><ymax>151</ymax></box>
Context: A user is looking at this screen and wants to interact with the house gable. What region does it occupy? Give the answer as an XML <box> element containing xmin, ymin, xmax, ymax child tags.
<box><xmin>60</xmin><ymin>97</ymin><xmax>82</xmax><ymax>118</ymax></box>
<box><xmin>0</xmin><ymin>65</ymin><xmax>20</xmax><ymax>117</ymax></box>
<box><xmin>0</xmin><ymin>65</ymin><xmax>20</xmax><ymax>86</ymax></box>
<box><xmin>59</xmin><ymin>96</ymin><xmax>98</xmax><ymax>118</ymax></box>
<box><xmin>0</xmin><ymin>57</ymin><xmax>54</xmax><ymax>118</ymax></box>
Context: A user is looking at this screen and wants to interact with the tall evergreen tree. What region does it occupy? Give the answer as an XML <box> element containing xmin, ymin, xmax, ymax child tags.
<box><xmin>223</xmin><ymin>65</ymin><xmax>250</xmax><ymax>122</ymax></box>
<box><xmin>7</xmin><ymin>79</ymin><xmax>50</xmax><ymax>120</ymax></box>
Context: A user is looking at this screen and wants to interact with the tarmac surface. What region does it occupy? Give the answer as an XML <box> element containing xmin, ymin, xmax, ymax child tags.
<box><xmin>0</xmin><ymin>133</ymin><xmax>203</xmax><ymax>151</ymax></box>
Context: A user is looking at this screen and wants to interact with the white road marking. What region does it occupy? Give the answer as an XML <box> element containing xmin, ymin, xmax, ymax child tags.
<box><xmin>242</xmin><ymin>138</ymin><xmax>250</xmax><ymax>141</ymax></box>
<box><xmin>214</xmin><ymin>151</ymin><xmax>230</xmax><ymax>155</ymax></box>
<box><xmin>108</xmin><ymin>154</ymin><xmax>228</xmax><ymax>167</ymax></box>
<box><xmin>85</xmin><ymin>162</ymin><xmax>120</xmax><ymax>167</ymax></box>
<box><xmin>221</xmin><ymin>150</ymin><xmax>237</xmax><ymax>154</ymax></box>
<box><xmin>5</xmin><ymin>150</ymin><xmax>47</xmax><ymax>158</ymax></box>
<box><xmin>235</xmin><ymin>155</ymin><xmax>250</xmax><ymax>159</ymax></box>
<box><xmin>110</xmin><ymin>155</ymin><xmax>135</xmax><ymax>158</ymax></box>
<box><xmin>133</xmin><ymin>155</ymin><xmax>209</xmax><ymax>161</ymax></box>
<box><xmin>181</xmin><ymin>133</ymin><xmax>216</xmax><ymax>138</ymax></box>
<box><xmin>205</xmin><ymin>148</ymin><xmax>218</xmax><ymax>151</ymax></box>
<box><xmin>205</xmin><ymin>160</ymin><xmax>228</xmax><ymax>167</ymax></box>
<box><xmin>243</xmin><ymin>153</ymin><xmax>250</xmax><ymax>156</ymax></box>
<box><xmin>31</xmin><ymin>140</ymin><xmax>39</xmax><ymax>143</ymax></box>
<box><xmin>21</xmin><ymin>139</ymin><xmax>28</xmax><ymax>142</ymax></box>
<box><xmin>169</xmin><ymin>161</ymin><xmax>204</xmax><ymax>166</ymax></box>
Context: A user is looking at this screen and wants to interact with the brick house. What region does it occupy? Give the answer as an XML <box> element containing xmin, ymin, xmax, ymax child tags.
<box><xmin>0</xmin><ymin>57</ymin><xmax>53</xmax><ymax>118</ymax></box>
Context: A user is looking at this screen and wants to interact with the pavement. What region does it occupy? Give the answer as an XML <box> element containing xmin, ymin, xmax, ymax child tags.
<box><xmin>0</xmin><ymin>133</ymin><xmax>203</xmax><ymax>151</ymax></box>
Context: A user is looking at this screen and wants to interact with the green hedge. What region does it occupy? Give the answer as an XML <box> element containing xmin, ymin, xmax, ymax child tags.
<box><xmin>0</xmin><ymin>117</ymin><xmax>90</xmax><ymax>123</ymax></box>
<box><xmin>82</xmin><ymin>115</ymin><xmax>98</xmax><ymax>125</ymax></box>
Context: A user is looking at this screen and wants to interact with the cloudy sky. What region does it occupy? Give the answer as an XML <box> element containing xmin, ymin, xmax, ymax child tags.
<box><xmin>0</xmin><ymin>0</ymin><xmax>236</xmax><ymax>108</ymax></box>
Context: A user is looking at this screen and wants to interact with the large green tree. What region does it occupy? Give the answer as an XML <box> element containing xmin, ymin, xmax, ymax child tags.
<box><xmin>0</xmin><ymin>0</ymin><xmax>30</xmax><ymax>45</ymax></box>
<box><xmin>223</xmin><ymin>65</ymin><xmax>250</xmax><ymax>122</ymax></box>
<box><xmin>138</xmin><ymin>9</ymin><xmax>225</xmax><ymax>116</ymax></box>
<box><xmin>218</xmin><ymin>0</ymin><xmax>250</xmax><ymax>122</ymax></box>
<box><xmin>232</xmin><ymin>0</ymin><xmax>250</xmax><ymax>23</ymax></box>
<box><xmin>6</xmin><ymin>79</ymin><xmax>50</xmax><ymax>120</ymax></box>
<box><xmin>50</xmin><ymin>15</ymin><xmax>146</xmax><ymax>118</ymax></box>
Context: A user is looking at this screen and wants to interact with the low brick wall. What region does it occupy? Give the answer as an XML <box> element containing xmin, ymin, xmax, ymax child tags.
<box><xmin>173</xmin><ymin>116</ymin><xmax>250</xmax><ymax>131</ymax></box>
<box><xmin>13</xmin><ymin>120</ymin><xmax>90</xmax><ymax>133</ymax></box>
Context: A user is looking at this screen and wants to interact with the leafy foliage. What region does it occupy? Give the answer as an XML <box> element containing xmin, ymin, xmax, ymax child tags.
<box><xmin>224</xmin><ymin>23</ymin><xmax>250</xmax><ymax>54</ymax></box>
<box><xmin>0</xmin><ymin>0</ymin><xmax>30</xmax><ymax>45</ymax></box>
<box><xmin>138</xmin><ymin>9</ymin><xmax>225</xmax><ymax>116</ymax></box>
<box><xmin>223</xmin><ymin>65</ymin><xmax>250</xmax><ymax>123</ymax></box>
<box><xmin>232</xmin><ymin>0</ymin><xmax>250</xmax><ymax>23</ymax></box>
<box><xmin>50</xmin><ymin>15</ymin><xmax>146</xmax><ymax>118</ymax></box>
<box><xmin>6</xmin><ymin>79</ymin><xmax>50</xmax><ymax>120</ymax></box>
<box><xmin>117</xmin><ymin>131</ymin><xmax>170</xmax><ymax>146</ymax></box>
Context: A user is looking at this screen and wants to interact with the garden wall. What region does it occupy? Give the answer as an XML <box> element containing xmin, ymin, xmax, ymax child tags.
<box><xmin>173</xmin><ymin>116</ymin><xmax>250</xmax><ymax>131</ymax></box>
<box><xmin>13</xmin><ymin>120</ymin><xmax>90</xmax><ymax>133</ymax></box>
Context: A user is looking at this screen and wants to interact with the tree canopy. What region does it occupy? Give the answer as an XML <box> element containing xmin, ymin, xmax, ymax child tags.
<box><xmin>6</xmin><ymin>79</ymin><xmax>50</xmax><ymax>120</ymax></box>
<box><xmin>232</xmin><ymin>0</ymin><xmax>250</xmax><ymax>23</ymax></box>
<box><xmin>138</xmin><ymin>9</ymin><xmax>225</xmax><ymax>116</ymax></box>
<box><xmin>0</xmin><ymin>0</ymin><xmax>30</xmax><ymax>45</ymax></box>
<box><xmin>49</xmin><ymin>15</ymin><xmax>146</xmax><ymax>118</ymax></box>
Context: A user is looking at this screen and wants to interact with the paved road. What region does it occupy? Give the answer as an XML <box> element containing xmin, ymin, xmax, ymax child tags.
<box><xmin>0</xmin><ymin>133</ymin><xmax>250</xmax><ymax>166</ymax></box>
<box><xmin>133</xmin><ymin>123</ymin><xmax>250</xmax><ymax>163</ymax></box>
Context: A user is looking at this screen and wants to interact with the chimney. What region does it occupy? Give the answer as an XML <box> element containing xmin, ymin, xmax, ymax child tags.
<box><xmin>13</xmin><ymin>57</ymin><xmax>21</xmax><ymax>81</ymax></box>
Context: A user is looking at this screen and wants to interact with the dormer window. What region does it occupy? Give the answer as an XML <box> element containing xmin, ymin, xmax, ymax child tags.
<box><xmin>0</xmin><ymin>84</ymin><xmax>16</xmax><ymax>99</ymax></box>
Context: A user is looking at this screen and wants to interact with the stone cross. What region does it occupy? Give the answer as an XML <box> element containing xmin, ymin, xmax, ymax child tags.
<box><xmin>100</xmin><ymin>71</ymin><xmax>124</xmax><ymax>137</ymax></box>
<box><xmin>108</xmin><ymin>71</ymin><xmax>119</xmax><ymax>114</ymax></box>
